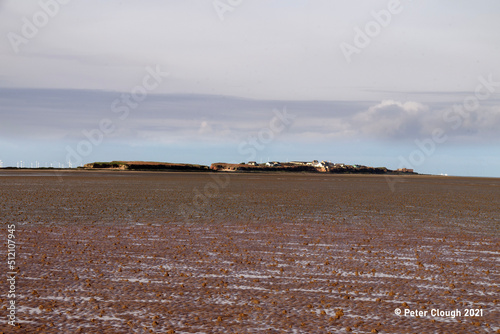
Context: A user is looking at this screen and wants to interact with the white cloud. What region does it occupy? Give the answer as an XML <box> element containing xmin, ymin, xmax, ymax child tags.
<box><xmin>352</xmin><ymin>100</ymin><xmax>429</xmax><ymax>138</ymax></box>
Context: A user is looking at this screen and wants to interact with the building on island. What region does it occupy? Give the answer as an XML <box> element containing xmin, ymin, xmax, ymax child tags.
<box><xmin>397</xmin><ymin>168</ymin><xmax>414</xmax><ymax>173</ymax></box>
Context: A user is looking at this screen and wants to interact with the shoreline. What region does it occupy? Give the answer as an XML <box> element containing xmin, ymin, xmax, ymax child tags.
<box><xmin>1</xmin><ymin>168</ymin><xmax>498</xmax><ymax>180</ymax></box>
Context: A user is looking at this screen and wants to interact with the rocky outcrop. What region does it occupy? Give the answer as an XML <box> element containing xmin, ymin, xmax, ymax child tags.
<box><xmin>210</xmin><ymin>162</ymin><xmax>411</xmax><ymax>174</ymax></box>
<box><xmin>83</xmin><ymin>161</ymin><xmax>417</xmax><ymax>175</ymax></box>
<box><xmin>210</xmin><ymin>163</ymin><xmax>318</xmax><ymax>173</ymax></box>
<box><xmin>82</xmin><ymin>161</ymin><xmax>209</xmax><ymax>171</ymax></box>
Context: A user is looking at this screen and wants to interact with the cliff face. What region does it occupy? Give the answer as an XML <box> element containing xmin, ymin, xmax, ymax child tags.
<box><xmin>211</xmin><ymin>163</ymin><xmax>317</xmax><ymax>172</ymax></box>
<box><xmin>83</xmin><ymin>161</ymin><xmax>416</xmax><ymax>174</ymax></box>
<box><xmin>83</xmin><ymin>161</ymin><xmax>209</xmax><ymax>171</ymax></box>
<box><xmin>210</xmin><ymin>163</ymin><xmax>400</xmax><ymax>174</ymax></box>
<box><xmin>84</xmin><ymin>162</ymin><xmax>127</xmax><ymax>169</ymax></box>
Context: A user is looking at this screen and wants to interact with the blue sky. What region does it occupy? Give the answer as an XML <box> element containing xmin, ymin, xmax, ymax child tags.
<box><xmin>1</xmin><ymin>0</ymin><xmax>499</xmax><ymax>176</ymax></box>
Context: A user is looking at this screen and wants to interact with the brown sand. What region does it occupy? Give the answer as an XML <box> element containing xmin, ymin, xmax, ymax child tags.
<box><xmin>0</xmin><ymin>170</ymin><xmax>498</xmax><ymax>333</ymax></box>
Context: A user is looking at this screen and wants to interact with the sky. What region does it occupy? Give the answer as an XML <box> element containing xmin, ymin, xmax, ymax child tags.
<box><xmin>1</xmin><ymin>0</ymin><xmax>499</xmax><ymax>177</ymax></box>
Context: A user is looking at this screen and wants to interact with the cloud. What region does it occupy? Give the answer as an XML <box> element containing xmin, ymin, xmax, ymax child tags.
<box><xmin>1</xmin><ymin>1</ymin><xmax>500</xmax><ymax>100</ymax></box>
<box><xmin>198</xmin><ymin>121</ymin><xmax>212</xmax><ymax>134</ymax></box>
<box><xmin>352</xmin><ymin>100</ymin><xmax>430</xmax><ymax>139</ymax></box>
<box><xmin>350</xmin><ymin>100</ymin><xmax>500</xmax><ymax>144</ymax></box>
<box><xmin>1</xmin><ymin>88</ymin><xmax>499</xmax><ymax>147</ymax></box>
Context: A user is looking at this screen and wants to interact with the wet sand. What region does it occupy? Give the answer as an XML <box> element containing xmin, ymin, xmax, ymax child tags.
<box><xmin>0</xmin><ymin>170</ymin><xmax>499</xmax><ymax>333</ymax></box>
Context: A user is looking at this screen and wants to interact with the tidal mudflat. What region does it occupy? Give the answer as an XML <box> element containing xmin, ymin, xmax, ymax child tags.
<box><xmin>0</xmin><ymin>170</ymin><xmax>499</xmax><ymax>333</ymax></box>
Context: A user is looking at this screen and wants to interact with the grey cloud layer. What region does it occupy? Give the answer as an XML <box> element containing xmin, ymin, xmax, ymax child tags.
<box><xmin>1</xmin><ymin>89</ymin><xmax>499</xmax><ymax>144</ymax></box>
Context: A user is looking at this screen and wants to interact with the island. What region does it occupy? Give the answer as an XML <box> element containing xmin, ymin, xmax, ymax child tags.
<box><xmin>81</xmin><ymin>160</ymin><xmax>416</xmax><ymax>175</ymax></box>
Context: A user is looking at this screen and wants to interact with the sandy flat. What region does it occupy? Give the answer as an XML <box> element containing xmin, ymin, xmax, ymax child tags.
<box><xmin>0</xmin><ymin>171</ymin><xmax>498</xmax><ymax>333</ymax></box>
